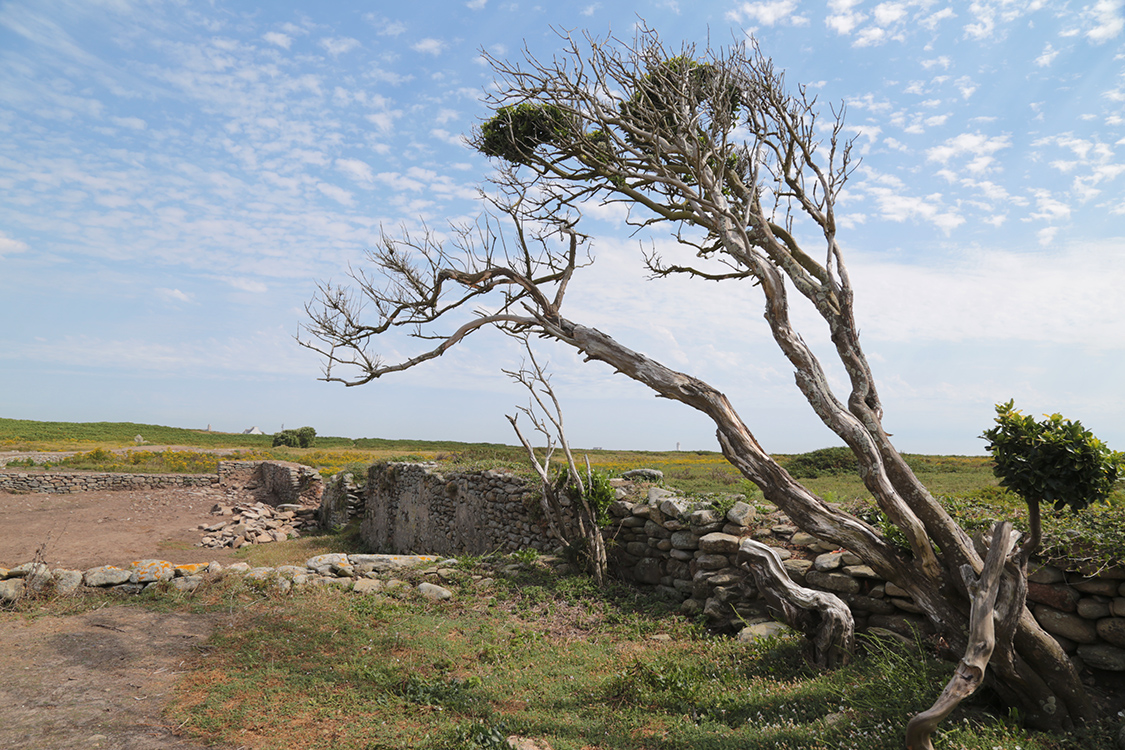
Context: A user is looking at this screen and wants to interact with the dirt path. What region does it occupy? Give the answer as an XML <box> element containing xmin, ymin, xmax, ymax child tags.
<box><xmin>0</xmin><ymin>605</ymin><xmax>227</xmax><ymax>750</ymax></box>
<box><xmin>0</xmin><ymin>481</ymin><xmax>273</xmax><ymax>750</ymax></box>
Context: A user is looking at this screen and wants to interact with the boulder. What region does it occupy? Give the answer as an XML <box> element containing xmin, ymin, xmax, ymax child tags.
<box><xmin>1034</xmin><ymin>606</ymin><xmax>1098</xmax><ymax>643</ymax></box>
<box><xmin>84</xmin><ymin>566</ymin><xmax>132</xmax><ymax>587</ymax></box>
<box><xmin>0</xmin><ymin>578</ymin><xmax>24</xmax><ymax>604</ymax></box>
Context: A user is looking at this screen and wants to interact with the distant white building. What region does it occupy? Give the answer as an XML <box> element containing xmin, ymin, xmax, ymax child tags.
<box><xmin>243</xmin><ymin>426</ymin><xmax>264</xmax><ymax>435</ymax></box>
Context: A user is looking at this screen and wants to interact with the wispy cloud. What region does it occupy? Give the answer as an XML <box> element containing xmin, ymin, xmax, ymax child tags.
<box><xmin>1086</xmin><ymin>0</ymin><xmax>1125</xmax><ymax>42</ymax></box>
<box><xmin>262</xmin><ymin>31</ymin><xmax>291</xmax><ymax>49</ymax></box>
<box><xmin>411</xmin><ymin>38</ymin><xmax>447</xmax><ymax>56</ymax></box>
<box><xmin>320</xmin><ymin>37</ymin><xmax>360</xmax><ymax>56</ymax></box>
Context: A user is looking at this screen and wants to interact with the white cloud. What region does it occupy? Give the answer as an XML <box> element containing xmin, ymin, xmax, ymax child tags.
<box><xmin>729</xmin><ymin>0</ymin><xmax>805</xmax><ymax>26</ymax></box>
<box><xmin>466</xmin><ymin>0</ymin><xmax>487</xmax><ymax>9</ymax></box>
<box><xmin>412</xmin><ymin>38</ymin><xmax>447</xmax><ymax>56</ymax></box>
<box><xmin>921</xmin><ymin>7</ymin><xmax>956</xmax><ymax>30</ymax></box>
<box><xmin>1029</xmin><ymin>189</ymin><xmax>1072</xmax><ymax>221</ymax></box>
<box><xmin>1086</xmin><ymin>0</ymin><xmax>1125</xmax><ymax>42</ymax></box>
<box><xmin>156</xmin><ymin>287</ymin><xmax>193</xmax><ymax>303</ymax></box>
<box><xmin>316</xmin><ymin>182</ymin><xmax>355</xmax><ymax>206</ymax></box>
<box><xmin>262</xmin><ymin>32</ymin><xmax>291</xmax><ymax>49</ymax></box>
<box><xmin>365</xmin><ymin>110</ymin><xmax>403</xmax><ymax>133</ymax></box>
<box><xmin>320</xmin><ymin>37</ymin><xmax>360</xmax><ymax>56</ymax></box>
<box><xmin>862</xmin><ymin>174</ymin><xmax>966</xmax><ymax>233</ymax></box>
<box><xmin>926</xmin><ymin>132</ymin><xmax>1011</xmax><ymax>174</ymax></box>
<box><xmin>0</xmin><ymin>232</ymin><xmax>29</xmax><ymax>257</ymax></box>
<box><xmin>222</xmin><ymin>277</ymin><xmax>269</xmax><ymax>293</ymax></box>
<box><xmin>336</xmin><ymin>158</ymin><xmax>375</xmax><ymax>184</ymax></box>
<box><xmin>581</xmin><ymin>3</ymin><xmax>600</xmax><ymax>15</ymax></box>
<box><xmin>110</xmin><ymin>116</ymin><xmax>146</xmax><ymax>130</ymax></box>
<box><xmin>1035</xmin><ymin>43</ymin><xmax>1059</xmax><ymax>67</ymax></box>
<box><xmin>851</xmin><ymin>241</ymin><xmax>1125</xmax><ymax>349</ymax></box>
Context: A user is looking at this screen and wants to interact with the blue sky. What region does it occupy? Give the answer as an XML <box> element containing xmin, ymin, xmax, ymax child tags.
<box><xmin>1</xmin><ymin>0</ymin><xmax>1122</xmax><ymax>455</ymax></box>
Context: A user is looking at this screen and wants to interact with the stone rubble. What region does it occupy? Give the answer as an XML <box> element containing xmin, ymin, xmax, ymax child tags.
<box><xmin>194</xmin><ymin>501</ymin><xmax>318</xmax><ymax>549</ymax></box>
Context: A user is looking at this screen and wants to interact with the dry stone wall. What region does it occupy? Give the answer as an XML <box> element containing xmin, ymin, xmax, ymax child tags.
<box><xmin>0</xmin><ymin>471</ymin><xmax>217</xmax><ymax>493</ymax></box>
<box><xmin>361</xmin><ymin>463</ymin><xmax>554</xmax><ymax>557</ymax></box>
<box><xmin>217</xmin><ymin>460</ymin><xmax>323</xmax><ymax>506</ymax></box>
<box><xmin>361</xmin><ymin>462</ymin><xmax>1125</xmax><ymax>674</ymax></box>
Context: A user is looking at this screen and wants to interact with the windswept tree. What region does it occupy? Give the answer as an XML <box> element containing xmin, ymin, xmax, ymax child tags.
<box><xmin>302</xmin><ymin>28</ymin><xmax>1096</xmax><ymax>729</ymax></box>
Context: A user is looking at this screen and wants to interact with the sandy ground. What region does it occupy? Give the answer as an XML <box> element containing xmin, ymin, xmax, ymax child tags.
<box><xmin>0</xmin><ymin>465</ymin><xmax>267</xmax><ymax>750</ymax></box>
<box><xmin>0</xmin><ymin>486</ymin><xmax>251</xmax><ymax>571</ymax></box>
<box><xmin>0</xmin><ymin>606</ymin><xmax>226</xmax><ymax>750</ymax></box>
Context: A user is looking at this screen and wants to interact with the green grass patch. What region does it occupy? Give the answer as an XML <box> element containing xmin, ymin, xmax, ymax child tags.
<box><xmin>153</xmin><ymin>556</ymin><xmax>1113</xmax><ymax>750</ymax></box>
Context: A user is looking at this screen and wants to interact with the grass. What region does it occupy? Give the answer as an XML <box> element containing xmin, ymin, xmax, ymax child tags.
<box><xmin>9</xmin><ymin>554</ymin><xmax>1108</xmax><ymax>750</ymax></box>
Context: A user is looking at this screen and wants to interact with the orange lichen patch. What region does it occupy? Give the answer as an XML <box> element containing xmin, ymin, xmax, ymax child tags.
<box><xmin>174</xmin><ymin>562</ymin><xmax>210</xmax><ymax>576</ymax></box>
<box><xmin>129</xmin><ymin>558</ymin><xmax>174</xmax><ymax>582</ymax></box>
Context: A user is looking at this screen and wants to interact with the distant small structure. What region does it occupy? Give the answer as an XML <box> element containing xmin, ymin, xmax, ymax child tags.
<box><xmin>134</xmin><ymin>435</ymin><xmax>144</xmax><ymax>444</ymax></box>
<box><xmin>206</xmin><ymin>424</ymin><xmax>211</xmax><ymax>432</ymax></box>
<box><xmin>243</xmin><ymin>426</ymin><xmax>264</xmax><ymax>435</ymax></box>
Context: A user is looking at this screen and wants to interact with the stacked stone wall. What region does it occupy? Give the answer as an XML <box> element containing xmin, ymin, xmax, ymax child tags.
<box><xmin>0</xmin><ymin>471</ymin><xmax>217</xmax><ymax>494</ymax></box>
<box><xmin>361</xmin><ymin>463</ymin><xmax>555</xmax><ymax>557</ymax></box>
<box><xmin>217</xmin><ymin>460</ymin><xmax>324</xmax><ymax>507</ymax></box>
<box><xmin>361</xmin><ymin>462</ymin><xmax>1125</xmax><ymax>674</ymax></box>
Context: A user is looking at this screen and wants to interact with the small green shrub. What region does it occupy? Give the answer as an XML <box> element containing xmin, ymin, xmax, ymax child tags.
<box><xmin>982</xmin><ymin>400</ymin><xmax>1122</xmax><ymax>512</ymax></box>
<box><xmin>273</xmin><ymin>426</ymin><xmax>317</xmax><ymax>449</ymax></box>
<box><xmin>783</xmin><ymin>446</ymin><xmax>859</xmax><ymax>479</ymax></box>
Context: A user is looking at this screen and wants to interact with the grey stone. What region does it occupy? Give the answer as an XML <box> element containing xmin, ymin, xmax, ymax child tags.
<box><xmin>843</xmin><ymin>565</ymin><xmax>879</xmax><ymax>579</ymax></box>
<box><xmin>782</xmin><ymin>559</ymin><xmax>812</xmax><ymax>585</ymax></box>
<box><xmin>1073</xmin><ymin>577</ymin><xmax>1119</xmax><ymax>597</ymax></box>
<box><xmin>84</xmin><ymin>566</ymin><xmax>133</xmax><ymax>587</ymax></box>
<box><xmin>1077</xmin><ymin>598</ymin><xmax>1112</xmax><ymax>620</ymax></box>
<box><xmin>624</xmin><ymin>468</ymin><xmax>664</xmax><ymax>481</ymax></box>
<box><xmin>647</xmin><ymin>487</ymin><xmax>675</xmax><ymax>504</ymax></box>
<box><xmin>699</xmin><ymin>532</ymin><xmax>740</xmax><ymax>555</ymax></box>
<box><xmin>307</xmin><ymin>553</ymin><xmax>349</xmax><ymax>575</ymax></box>
<box><xmin>417</xmin><ymin>582</ymin><xmax>452</xmax><ymax>600</ymax></box>
<box><xmin>696</xmin><ymin>554</ymin><xmax>729</xmax><ymax>570</ymax></box>
<box><xmin>688</xmin><ymin>508</ymin><xmax>721</xmax><ymax>527</ymax></box>
<box><xmin>814</xmin><ymin>551</ymin><xmax>844</xmax><ymax>572</ymax></box>
<box><xmin>1028</xmin><ymin>564</ymin><xmax>1065</xmax><ymax>584</ymax></box>
<box><xmin>789</xmin><ymin>531</ymin><xmax>818</xmax><ymax>547</ymax></box>
<box><xmin>353</xmin><ymin>578</ymin><xmax>384</xmax><ymax>594</ymax></box>
<box><xmin>805</xmin><ymin>570</ymin><xmax>861</xmax><ymax>594</ymax></box>
<box><xmin>172</xmin><ymin>576</ymin><xmax>203</xmax><ymax>593</ymax></box>
<box><xmin>658</xmin><ymin>498</ymin><xmax>688</xmax><ymax>519</ymax></box>
<box><xmin>884</xmin><ymin>581</ymin><xmax>908</xmax><ymax>597</ymax></box>
<box><xmin>669</xmin><ymin>549</ymin><xmax>695</xmax><ymax>561</ymax></box>
<box><xmin>670</xmin><ymin>530</ymin><xmax>700</xmax><ymax>550</ymax></box>
<box><xmin>1096</xmin><ymin>617</ymin><xmax>1125</xmax><ymax>648</ymax></box>
<box><xmin>1113</xmin><ymin>598</ymin><xmax>1125</xmax><ymax>617</ymax></box>
<box><xmin>226</xmin><ymin>562</ymin><xmax>251</xmax><ymax>573</ymax></box>
<box><xmin>726</xmin><ymin>501</ymin><xmax>755</xmax><ymax>527</ymax></box>
<box><xmin>680</xmin><ymin>598</ymin><xmax>704</xmax><ymax>616</ymax></box>
<box><xmin>1034</xmin><ymin>605</ymin><xmax>1098</xmax><ymax>643</ymax></box>
<box><xmin>54</xmin><ymin>569</ymin><xmax>83</xmax><ymax>595</ymax></box>
<box><xmin>1027</xmin><ymin>582</ymin><xmax>1080</xmax><ymax>612</ymax></box>
<box><xmin>0</xmin><ymin>578</ymin><xmax>24</xmax><ymax>603</ymax></box>
<box><xmin>1076</xmin><ymin>643</ymin><xmax>1125</xmax><ymax>671</ymax></box>
<box><xmin>634</xmin><ymin>558</ymin><xmax>663</xmax><ymax>585</ymax></box>
<box><xmin>891</xmin><ymin>598</ymin><xmax>924</xmax><ymax>614</ymax></box>
<box><xmin>738</xmin><ymin>621</ymin><xmax>793</xmax><ymax>642</ymax></box>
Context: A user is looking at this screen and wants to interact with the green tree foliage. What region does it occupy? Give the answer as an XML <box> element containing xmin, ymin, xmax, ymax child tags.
<box><xmin>982</xmin><ymin>400</ymin><xmax>1122</xmax><ymax>512</ymax></box>
<box><xmin>477</xmin><ymin>103</ymin><xmax>573</xmax><ymax>164</ymax></box>
<box><xmin>273</xmin><ymin>426</ymin><xmax>317</xmax><ymax>449</ymax></box>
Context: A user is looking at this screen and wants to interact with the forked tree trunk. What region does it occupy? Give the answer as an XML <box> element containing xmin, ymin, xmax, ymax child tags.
<box><xmin>737</xmin><ymin>538</ymin><xmax>854</xmax><ymax>669</ymax></box>
<box><xmin>549</xmin><ymin>317</ymin><xmax>1094</xmax><ymax>729</ymax></box>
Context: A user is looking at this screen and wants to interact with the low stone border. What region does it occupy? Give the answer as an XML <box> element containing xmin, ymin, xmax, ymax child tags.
<box><xmin>0</xmin><ymin>553</ymin><xmax>463</xmax><ymax>604</ymax></box>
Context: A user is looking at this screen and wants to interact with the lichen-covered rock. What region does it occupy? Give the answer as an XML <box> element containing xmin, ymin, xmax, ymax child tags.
<box><xmin>84</xmin><ymin>566</ymin><xmax>132</xmax><ymax>587</ymax></box>
<box><xmin>54</xmin><ymin>569</ymin><xmax>83</xmax><ymax>595</ymax></box>
<box><xmin>130</xmin><ymin>559</ymin><xmax>174</xmax><ymax>583</ymax></box>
